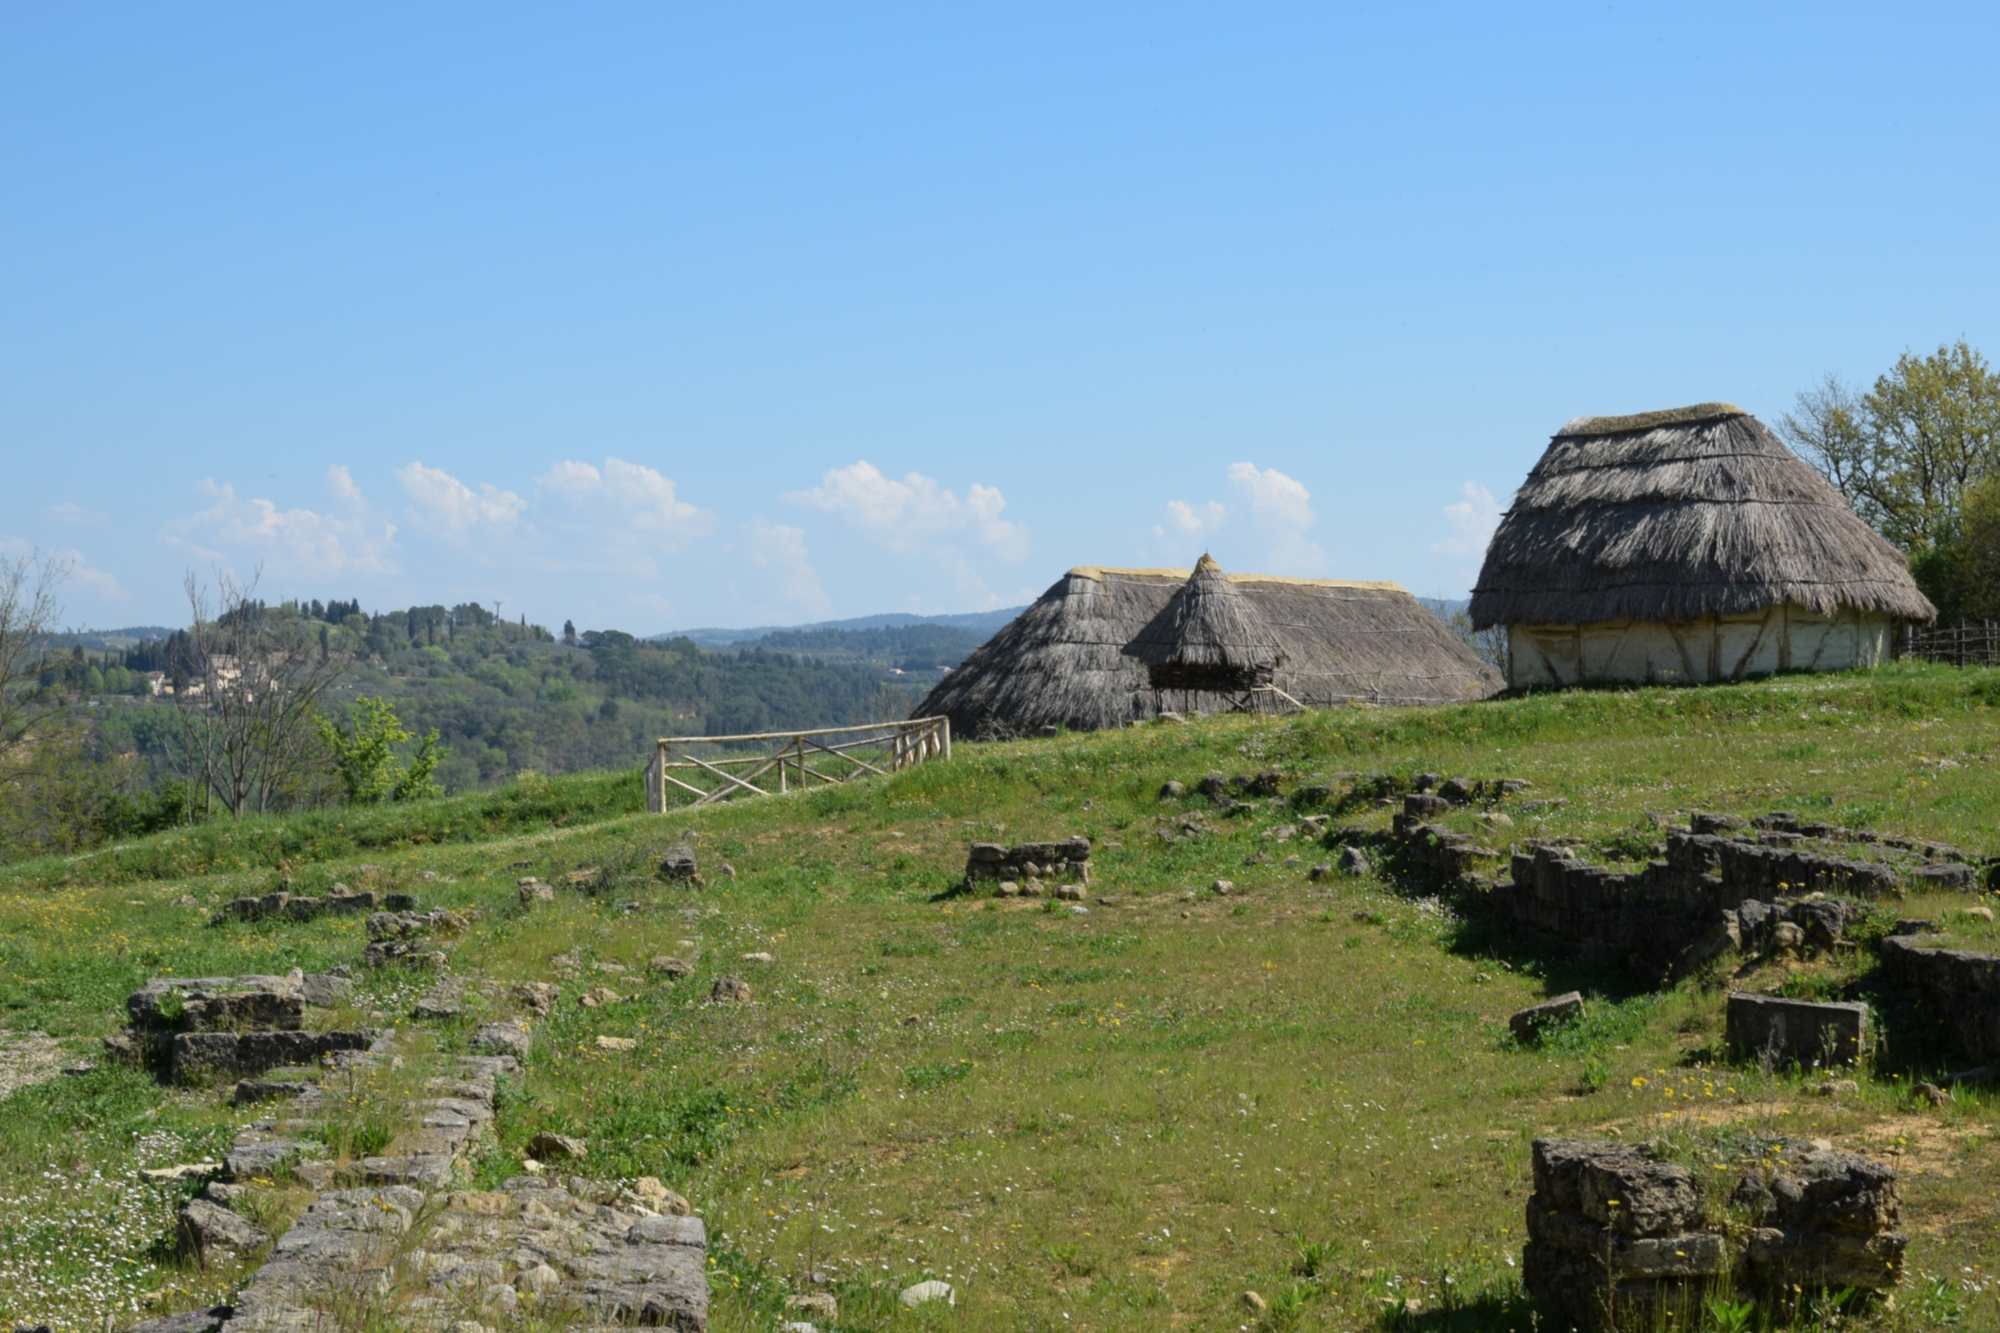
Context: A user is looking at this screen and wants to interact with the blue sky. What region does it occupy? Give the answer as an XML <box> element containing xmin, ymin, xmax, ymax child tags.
<box><xmin>5</xmin><ymin>4</ymin><xmax>1997</xmax><ymax>633</ymax></box>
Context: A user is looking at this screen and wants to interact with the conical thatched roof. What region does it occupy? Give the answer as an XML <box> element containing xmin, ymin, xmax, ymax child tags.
<box><xmin>1469</xmin><ymin>404</ymin><xmax>1936</xmax><ymax>629</ymax></box>
<box><xmin>1123</xmin><ymin>555</ymin><xmax>1286</xmax><ymax>689</ymax></box>
<box><xmin>917</xmin><ymin>565</ymin><xmax>1501</xmax><ymax>739</ymax></box>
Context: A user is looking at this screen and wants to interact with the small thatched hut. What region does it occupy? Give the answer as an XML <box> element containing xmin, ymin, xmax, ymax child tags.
<box><xmin>1469</xmin><ymin>403</ymin><xmax>1936</xmax><ymax>688</ymax></box>
<box><xmin>917</xmin><ymin>563</ymin><xmax>1501</xmax><ymax>739</ymax></box>
<box><xmin>1123</xmin><ymin>554</ymin><xmax>1286</xmax><ymax>697</ymax></box>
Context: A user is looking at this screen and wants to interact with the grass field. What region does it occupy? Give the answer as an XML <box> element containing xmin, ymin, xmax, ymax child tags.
<box><xmin>2</xmin><ymin>662</ymin><xmax>1998</xmax><ymax>1331</ymax></box>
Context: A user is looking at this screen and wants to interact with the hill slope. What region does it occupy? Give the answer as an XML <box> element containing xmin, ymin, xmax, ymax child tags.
<box><xmin>3</xmin><ymin>663</ymin><xmax>1997</xmax><ymax>1331</ymax></box>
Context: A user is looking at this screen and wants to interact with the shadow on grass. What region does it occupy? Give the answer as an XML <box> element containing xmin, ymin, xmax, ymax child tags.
<box><xmin>1375</xmin><ymin>1292</ymin><xmax>1547</xmax><ymax>1331</ymax></box>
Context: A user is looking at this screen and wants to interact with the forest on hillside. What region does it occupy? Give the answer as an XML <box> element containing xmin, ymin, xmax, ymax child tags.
<box><xmin>0</xmin><ymin>593</ymin><xmax>989</xmax><ymax>861</ymax></box>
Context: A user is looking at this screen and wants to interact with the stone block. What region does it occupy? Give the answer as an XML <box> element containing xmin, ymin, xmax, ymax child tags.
<box><xmin>1531</xmin><ymin>1140</ymin><xmax>1699</xmax><ymax>1237</ymax></box>
<box><xmin>1509</xmin><ymin>992</ymin><xmax>1584</xmax><ymax>1043</ymax></box>
<box><xmin>1727</xmin><ymin>993</ymin><xmax>1866</xmax><ymax>1067</ymax></box>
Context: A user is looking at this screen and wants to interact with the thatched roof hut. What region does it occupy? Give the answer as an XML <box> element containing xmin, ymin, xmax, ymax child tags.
<box><xmin>1123</xmin><ymin>554</ymin><xmax>1286</xmax><ymax>691</ymax></box>
<box><xmin>1470</xmin><ymin>403</ymin><xmax>1935</xmax><ymax>687</ymax></box>
<box><xmin>917</xmin><ymin>564</ymin><xmax>1501</xmax><ymax>739</ymax></box>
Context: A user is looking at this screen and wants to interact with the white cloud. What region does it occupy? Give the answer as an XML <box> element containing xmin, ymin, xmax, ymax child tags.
<box><xmin>1431</xmin><ymin>481</ymin><xmax>1502</xmax><ymax>560</ymax></box>
<box><xmin>1154</xmin><ymin>463</ymin><xmax>1326</xmax><ymax>574</ymax></box>
<box><xmin>396</xmin><ymin>463</ymin><xmax>526</xmax><ymax>540</ymax></box>
<box><xmin>534</xmin><ymin>457</ymin><xmax>715</xmax><ymax>573</ymax></box>
<box><xmin>173</xmin><ymin>466</ymin><xmax>398</xmax><ymax>577</ymax></box>
<box><xmin>1227</xmin><ymin>462</ymin><xmax>1326</xmax><ymax>574</ymax></box>
<box><xmin>735</xmin><ymin>518</ymin><xmax>832</xmax><ymax>617</ymax></box>
<box><xmin>42</xmin><ymin>502</ymin><xmax>107</xmax><ymax>524</ymax></box>
<box><xmin>1163</xmin><ymin>499</ymin><xmax>1226</xmax><ymax>539</ymax></box>
<box><xmin>0</xmin><ymin>539</ymin><xmax>126</xmax><ymax>602</ymax></box>
<box><xmin>784</xmin><ymin>462</ymin><xmax>1029</xmax><ymax>561</ymax></box>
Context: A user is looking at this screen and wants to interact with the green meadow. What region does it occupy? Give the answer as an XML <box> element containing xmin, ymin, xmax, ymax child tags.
<box><xmin>2</xmin><ymin>662</ymin><xmax>1998</xmax><ymax>1331</ymax></box>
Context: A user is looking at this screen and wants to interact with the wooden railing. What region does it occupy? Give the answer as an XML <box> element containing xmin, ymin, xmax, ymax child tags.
<box><xmin>645</xmin><ymin>716</ymin><xmax>951</xmax><ymax>811</ymax></box>
<box><xmin>1902</xmin><ymin>622</ymin><xmax>2000</xmax><ymax>668</ymax></box>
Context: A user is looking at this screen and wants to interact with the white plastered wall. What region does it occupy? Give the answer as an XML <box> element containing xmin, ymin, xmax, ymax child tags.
<box><xmin>1506</xmin><ymin>605</ymin><xmax>1895</xmax><ymax>688</ymax></box>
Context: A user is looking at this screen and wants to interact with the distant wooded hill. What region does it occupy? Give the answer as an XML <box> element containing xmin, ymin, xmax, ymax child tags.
<box><xmin>68</xmin><ymin>601</ymin><xmax>1008</xmax><ymax>799</ymax></box>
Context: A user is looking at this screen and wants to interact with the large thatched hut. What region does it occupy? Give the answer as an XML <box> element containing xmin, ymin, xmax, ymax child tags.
<box><xmin>917</xmin><ymin>562</ymin><xmax>1501</xmax><ymax>739</ymax></box>
<box><xmin>1469</xmin><ymin>403</ymin><xmax>1935</xmax><ymax>688</ymax></box>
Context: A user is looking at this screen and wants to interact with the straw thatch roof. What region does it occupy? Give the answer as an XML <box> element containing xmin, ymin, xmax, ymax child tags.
<box><xmin>1122</xmin><ymin>554</ymin><xmax>1286</xmax><ymax>690</ymax></box>
<box><xmin>1469</xmin><ymin>404</ymin><xmax>1936</xmax><ymax>629</ymax></box>
<box><xmin>917</xmin><ymin>565</ymin><xmax>1502</xmax><ymax>739</ymax></box>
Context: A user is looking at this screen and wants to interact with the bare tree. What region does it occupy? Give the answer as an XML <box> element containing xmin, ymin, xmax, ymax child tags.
<box><xmin>0</xmin><ymin>549</ymin><xmax>70</xmax><ymax>798</ymax></box>
<box><xmin>169</xmin><ymin>569</ymin><xmax>351</xmax><ymax>817</ymax></box>
<box><xmin>1780</xmin><ymin>372</ymin><xmax>1878</xmax><ymax>519</ymax></box>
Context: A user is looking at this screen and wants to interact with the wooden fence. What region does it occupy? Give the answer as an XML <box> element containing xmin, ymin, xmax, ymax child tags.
<box><xmin>1902</xmin><ymin>622</ymin><xmax>2000</xmax><ymax>668</ymax></box>
<box><xmin>645</xmin><ymin>716</ymin><xmax>951</xmax><ymax>811</ymax></box>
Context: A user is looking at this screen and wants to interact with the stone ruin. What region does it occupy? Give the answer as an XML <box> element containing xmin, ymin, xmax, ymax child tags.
<box><xmin>122</xmin><ymin>960</ymin><xmax>711</xmax><ymax>1330</ymax></box>
<box><xmin>1726</xmin><ymin>992</ymin><xmax>1868</xmax><ymax>1069</ymax></box>
<box><xmin>105</xmin><ymin>971</ymin><xmax>386</xmax><ymax>1082</ymax></box>
<box><xmin>363</xmin><ymin>906</ymin><xmax>474</xmax><ymax>967</ymax></box>
<box><xmin>1525</xmin><ymin>1137</ymin><xmax>1905</xmax><ymax>1329</ymax></box>
<box><xmin>965</xmin><ymin>837</ymin><xmax>1091</xmax><ymax>897</ymax></box>
<box><xmin>212</xmin><ymin>887</ymin><xmax>417</xmax><ymax>925</ymax></box>
<box><xmin>1369</xmin><ymin>792</ymin><xmax>1992</xmax><ymax>981</ymax></box>
<box><xmin>1881</xmin><ymin>931</ymin><xmax>2000</xmax><ymax>1062</ymax></box>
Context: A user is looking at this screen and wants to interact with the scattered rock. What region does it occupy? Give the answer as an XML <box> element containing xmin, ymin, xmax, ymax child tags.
<box><xmin>578</xmin><ymin>986</ymin><xmax>622</xmax><ymax>1009</ymax></box>
<box><xmin>513</xmin><ymin>981</ymin><xmax>559</xmax><ymax>1015</ymax></box>
<box><xmin>1438</xmin><ymin>776</ymin><xmax>1476</xmax><ymax>804</ymax></box>
<box><xmin>625</xmin><ymin>1176</ymin><xmax>693</xmax><ymax>1216</ymax></box>
<box><xmin>519</xmin><ymin>882</ymin><xmax>555</xmax><ymax>905</ymax></box>
<box><xmin>1211</xmin><ymin>879</ymin><xmax>1235</xmax><ymax>896</ymax></box>
<box><xmin>594</xmin><ymin>1036</ymin><xmax>637</xmax><ymax>1052</ymax></box>
<box><xmin>649</xmin><ymin>956</ymin><xmax>694</xmax><ymax>979</ymax></box>
<box><xmin>233</xmin><ymin>1078</ymin><xmax>314</xmax><ymax>1105</ymax></box>
<box><xmin>1509</xmin><ymin>992</ymin><xmax>1585</xmax><ymax>1044</ymax></box>
<box><xmin>787</xmin><ymin>1292</ymin><xmax>838</xmax><ymax>1320</ymax></box>
<box><xmin>898</xmin><ymin>1280</ymin><xmax>954</xmax><ymax>1307</ymax></box>
<box><xmin>1158</xmin><ymin>780</ymin><xmax>1186</xmax><ymax>799</ymax></box>
<box><xmin>515</xmin><ymin>1262</ymin><xmax>562</xmax><ymax>1294</ymax></box>
<box><xmin>711</xmin><ymin>975</ymin><xmax>752</xmax><ymax>1003</ymax></box>
<box><xmin>1338</xmin><ymin>846</ymin><xmax>1370</xmax><ymax>876</ymax></box>
<box><xmin>525</xmin><ymin>1131</ymin><xmax>586</xmax><ymax>1161</ymax></box>
<box><xmin>177</xmin><ymin>1197</ymin><xmax>270</xmax><ymax>1260</ymax></box>
<box><xmin>994</xmin><ymin>881</ymin><xmax>1020</xmax><ymax>898</ymax></box>
<box><xmin>1197</xmin><ymin>773</ymin><xmax>1229</xmax><ymax>799</ymax></box>
<box><xmin>413</xmin><ymin>985</ymin><xmax>463</xmax><ymax>1021</ymax></box>
<box><xmin>470</xmin><ymin>1022</ymin><xmax>532</xmax><ymax>1059</ymax></box>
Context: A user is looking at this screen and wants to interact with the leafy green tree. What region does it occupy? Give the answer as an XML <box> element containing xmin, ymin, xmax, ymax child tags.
<box><xmin>1919</xmin><ymin>474</ymin><xmax>2000</xmax><ymax>624</ymax></box>
<box><xmin>316</xmin><ymin>696</ymin><xmax>446</xmax><ymax>804</ymax></box>
<box><xmin>1782</xmin><ymin>341</ymin><xmax>2000</xmax><ymax>555</ymax></box>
